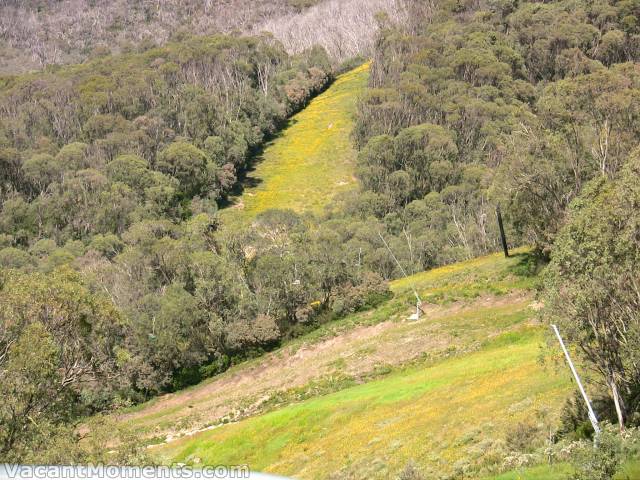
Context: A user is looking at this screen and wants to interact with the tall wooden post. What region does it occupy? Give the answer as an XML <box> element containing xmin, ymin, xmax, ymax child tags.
<box><xmin>496</xmin><ymin>204</ymin><xmax>509</xmax><ymax>258</ymax></box>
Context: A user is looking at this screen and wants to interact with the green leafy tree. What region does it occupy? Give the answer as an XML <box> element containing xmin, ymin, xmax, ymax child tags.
<box><xmin>544</xmin><ymin>153</ymin><xmax>640</xmax><ymax>431</ymax></box>
<box><xmin>55</xmin><ymin>142</ymin><xmax>89</xmax><ymax>172</ymax></box>
<box><xmin>0</xmin><ymin>269</ymin><xmax>125</xmax><ymax>437</ymax></box>
<box><xmin>0</xmin><ymin>322</ymin><xmax>66</xmax><ymax>459</ymax></box>
<box><xmin>22</xmin><ymin>153</ymin><xmax>60</xmax><ymax>191</ymax></box>
<box><xmin>156</xmin><ymin>141</ymin><xmax>211</xmax><ymax>196</ymax></box>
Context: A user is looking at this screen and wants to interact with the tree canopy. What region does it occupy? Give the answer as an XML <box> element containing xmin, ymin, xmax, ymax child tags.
<box><xmin>544</xmin><ymin>152</ymin><xmax>640</xmax><ymax>432</ymax></box>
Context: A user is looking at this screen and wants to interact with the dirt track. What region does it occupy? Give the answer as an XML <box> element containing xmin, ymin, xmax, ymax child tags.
<box><xmin>121</xmin><ymin>292</ymin><xmax>531</xmax><ymax>443</ymax></box>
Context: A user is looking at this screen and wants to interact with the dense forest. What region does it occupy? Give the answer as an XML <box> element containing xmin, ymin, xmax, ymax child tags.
<box><xmin>0</xmin><ymin>27</ymin><xmax>395</xmax><ymax>460</ymax></box>
<box><xmin>331</xmin><ymin>0</ymin><xmax>640</xmax><ymax>269</ymax></box>
<box><xmin>1</xmin><ymin>0</ymin><xmax>639</xmax><ymax>473</ymax></box>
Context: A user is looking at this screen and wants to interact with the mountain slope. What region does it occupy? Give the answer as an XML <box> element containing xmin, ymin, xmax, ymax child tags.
<box><xmin>0</xmin><ymin>2</ymin><xmax>400</xmax><ymax>74</ymax></box>
<box><xmin>158</xmin><ymin>329</ymin><xmax>565</xmax><ymax>479</ymax></box>
<box><xmin>120</xmin><ymin>251</ymin><xmax>574</xmax><ymax>479</ymax></box>
<box><xmin>222</xmin><ymin>62</ymin><xmax>368</xmax><ymax>223</ymax></box>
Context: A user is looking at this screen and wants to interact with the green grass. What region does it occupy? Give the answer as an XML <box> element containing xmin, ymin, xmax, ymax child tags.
<box><xmin>484</xmin><ymin>464</ymin><xmax>573</xmax><ymax>480</ymax></box>
<box><xmin>155</xmin><ymin>328</ymin><xmax>570</xmax><ymax>479</ymax></box>
<box><xmin>149</xmin><ymin>251</ymin><xmax>575</xmax><ymax>479</ymax></box>
<box><xmin>391</xmin><ymin>247</ymin><xmax>536</xmax><ymax>298</ymax></box>
<box><xmin>221</xmin><ymin>62</ymin><xmax>369</xmax><ymax>224</ymax></box>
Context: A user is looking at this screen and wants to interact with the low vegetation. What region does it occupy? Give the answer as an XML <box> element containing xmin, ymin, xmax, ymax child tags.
<box><xmin>159</xmin><ymin>330</ymin><xmax>565</xmax><ymax>479</ymax></box>
<box><xmin>222</xmin><ymin>62</ymin><xmax>368</xmax><ymax>222</ymax></box>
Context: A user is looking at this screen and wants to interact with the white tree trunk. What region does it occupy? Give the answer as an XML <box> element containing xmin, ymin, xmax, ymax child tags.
<box><xmin>609</xmin><ymin>377</ymin><xmax>626</xmax><ymax>433</ymax></box>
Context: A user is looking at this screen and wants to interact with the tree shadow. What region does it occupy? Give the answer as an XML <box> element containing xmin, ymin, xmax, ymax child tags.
<box><xmin>218</xmin><ymin>118</ymin><xmax>300</xmax><ymax>209</ymax></box>
<box><xmin>507</xmin><ymin>249</ymin><xmax>548</xmax><ymax>277</ymax></box>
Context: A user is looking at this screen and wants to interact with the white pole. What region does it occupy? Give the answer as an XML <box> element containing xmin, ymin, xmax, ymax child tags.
<box><xmin>551</xmin><ymin>324</ymin><xmax>601</xmax><ymax>436</ymax></box>
<box><xmin>378</xmin><ymin>232</ymin><xmax>410</xmax><ymax>279</ymax></box>
<box><xmin>378</xmin><ymin>232</ymin><xmax>422</xmax><ymax>305</ymax></box>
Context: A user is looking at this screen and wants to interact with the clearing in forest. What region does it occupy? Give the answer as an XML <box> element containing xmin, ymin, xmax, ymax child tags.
<box><xmin>221</xmin><ymin>62</ymin><xmax>369</xmax><ymax>223</ymax></box>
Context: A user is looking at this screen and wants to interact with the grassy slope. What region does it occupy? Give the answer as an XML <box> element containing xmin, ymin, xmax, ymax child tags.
<box><xmin>122</xmin><ymin>253</ymin><xmax>536</xmax><ymax>442</ymax></box>
<box><xmin>150</xmin><ymin>252</ymin><xmax>575</xmax><ymax>479</ymax></box>
<box><xmin>483</xmin><ymin>461</ymin><xmax>640</xmax><ymax>480</ymax></box>
<box><xmin>160</xmin><ymin>330</ymin><xmax>565</xmax><ymax>478</ymax></box>
<box><xmin>221</xmin><ymin>62</ymin><xmax>368</xmax><ymax>224</ymax></box>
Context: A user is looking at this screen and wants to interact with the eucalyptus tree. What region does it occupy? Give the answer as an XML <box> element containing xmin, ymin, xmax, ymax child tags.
<box><xmin>544</xmin><ymin>153</ymin><xmax>640</xmax><ymax>432</ymax></box>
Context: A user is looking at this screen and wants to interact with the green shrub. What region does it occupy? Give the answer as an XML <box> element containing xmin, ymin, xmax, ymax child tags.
<box><xmin>570</xmin><ymin>425</ymin><xmax>621</xmax><ymax>480</ymax></box>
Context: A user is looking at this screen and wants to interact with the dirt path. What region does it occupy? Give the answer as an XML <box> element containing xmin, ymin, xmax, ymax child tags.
<box><xmin>122</xmin><ymin>291</ymin><xmax>532</xmax><ymax>443</ymax></box>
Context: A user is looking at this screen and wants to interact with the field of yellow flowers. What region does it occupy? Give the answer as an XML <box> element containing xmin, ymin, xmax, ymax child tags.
<box><xmin>221</xmin><ymin>62</ymin><xmax>368</xmax><ymax>224</ymax></box>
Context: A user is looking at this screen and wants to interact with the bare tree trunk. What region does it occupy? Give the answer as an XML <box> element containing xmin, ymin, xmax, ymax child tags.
<box><xmin>609</xmin><ymin>376</ymin><xmax>626</xmax><ymax>433</ymax></box>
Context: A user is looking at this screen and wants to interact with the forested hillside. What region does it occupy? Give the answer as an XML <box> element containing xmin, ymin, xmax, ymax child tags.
<box><xmin>0</xmin><ymin>34</ymin><xmax>333</xmax><ymax>220</ymax></box>
<box><xmin>325</xmin><ymin>0</ymin><xmax>640</xmax><ymax>275</ymax></box>
<box><xmin>1</xmin><ymin>0</ymin><xmax>640</xmax><ymax>476</ymax></box>
<box><xmin>0</xmin><ymin>33</ymin><xmax>390</xmax><ymax>461</ymax></box>
<box><xmin>0</xmin><ymin>0</ymin><xmax>404</xmax><ymax>73</ymax></box>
